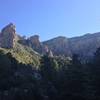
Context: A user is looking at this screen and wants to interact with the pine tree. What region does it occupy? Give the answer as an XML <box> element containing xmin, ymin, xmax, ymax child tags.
<box><xmin>87</xmin><ymin>47</ymin><xmax>100</xmax><ymax>99</ymax></box>
<box><xmin>40</xmin><ymin>55</ymin><xmax>58</xmax><ymax>81</ymax></box>
<box><xmin>65</xmin><ymin>54</ymin><xmax>84</xmax><ymax>100</ymax></box>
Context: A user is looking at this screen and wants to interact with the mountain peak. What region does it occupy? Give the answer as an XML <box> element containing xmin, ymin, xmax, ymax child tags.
<box><xmin>1</xmin><ymin>23</ymin><xmax>16</xmax><ymax>32</ymax></box>
<box><xmin>28</xmin><ymin>35</ymin><xmax>40</xmax><ymax>47</ymax></box>
<box><xmin>54</xmin><ymin>36</ymin><xmax>67</xmax><ymax>40</ymax></box>
<box><xmin>0</xmin><ymin>23</ymin><xmax>16</xmax><ymax>48</ymax></box>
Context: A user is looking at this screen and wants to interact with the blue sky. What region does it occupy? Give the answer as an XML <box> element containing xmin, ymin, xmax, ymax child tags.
<box><xmin>0</xmin><ymin>0</ymin><xmax>100</xmax><ymax>41</ymax></box>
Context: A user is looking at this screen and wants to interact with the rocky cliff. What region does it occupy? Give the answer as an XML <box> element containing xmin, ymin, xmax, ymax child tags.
<box><xmin>43</xmin><ymin>33</ymin><xmax>100</xmax><ymax>60</ymax></box>
<box><xmin>0</xmin><ymin>23</ymin><xmax>16</xmax><ymax>48</ymax></box>
<box><xmin>27</xmin><ymin>35</ymin><xmax>43</xmax><ymax>53</ymax></box>
<box><xmin>1</xmin><ymin>23</ymin><xmax>100</xmax><ymax>60</ymax></box>
<box><xmin>0</xmin><ymin>23</ymin><xmax>40</xmax><ymax>66</ymax></box>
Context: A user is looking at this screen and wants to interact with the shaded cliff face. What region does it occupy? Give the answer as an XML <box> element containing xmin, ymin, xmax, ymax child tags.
<box><xmin>0</xmin><ymin>23</ymin><xmax>16</xmax><ymax>48</ymax></box>
<box><xmin>43</xmin><ymin>36</ymin><xmax>72</xmax><ymax>56</ymax></box>
<box><xmin>27</xmin><ymin>35</ymin><xmax>43</xmax><ymax>53</ymax></box>
<box><xmin>43</xmin><ymin>33</ymin><xmax>100</xmax><ymax>60</ymax></box>
<box><xmin>69</xmin><ymin>33</ymin><xmax>100</xmax><ymax>59</ymax></box>
<box><xmin>16</xmin><ymin>34</ymin><xmax>50</xmax><ymax>55</ymax></box>
<box><xmin>28</xmin><ymin>35</ymin><xmax>41</xmax><ymax>48</ymax></box>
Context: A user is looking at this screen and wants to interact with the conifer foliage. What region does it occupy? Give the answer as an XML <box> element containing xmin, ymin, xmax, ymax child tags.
<box><xmin>0</xmin><ymin>48</ymin><xmax>100</xmax><ymax>100</ymax></box>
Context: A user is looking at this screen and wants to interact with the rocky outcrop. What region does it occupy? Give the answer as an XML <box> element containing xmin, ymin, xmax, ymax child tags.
<box><xmin>43</xmin><ymin>36</ymin><xmax>72</xmax><ymax>56</ymax></box>
<box><xmin>2</xmin><ymin>23</ymin><xmax>100</xmax><ymax>61</ymax></box>
<box><xmin>27</xmin><ymin>35</ymin><xmax>43</xmax><ymax>53</ymax></box>
<box><xmin>28</xmin><ymin>35</ymin><xmax>41</xmax><ymax>48</ymax></box>
<box><xmin>43</xmin><ymin>33</ymin><xmax>100</xmax><ymax>60</ymax></box>
<box><xmin>43</xmin><ymin>45</ymin><xmax>53</xmax><ymax>57</ymax></box>
<box><xmin>0</xmin><ymin>23</ymin><xmax>16</xmax><ymax>48</ymax></box>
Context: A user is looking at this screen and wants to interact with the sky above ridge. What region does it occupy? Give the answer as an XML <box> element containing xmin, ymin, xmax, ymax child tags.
<box><xmin>0</xmin><ymin>0</ymin><xmax>100</xmax><ymax>41</ymax></box>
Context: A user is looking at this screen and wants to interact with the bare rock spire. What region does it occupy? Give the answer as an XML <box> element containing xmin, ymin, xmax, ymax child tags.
<box><xmin>44</xmin><ymin>45</ymin><xmax>54</xmax><ymax>57</ymax></box>
<box><xmin>0</xmin><ymin>23</ymin><xmax>16</xmax><ymax>48</ymax></box>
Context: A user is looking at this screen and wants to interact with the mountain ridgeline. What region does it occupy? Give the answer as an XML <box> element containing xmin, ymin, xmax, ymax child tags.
<box><xmin>0</xmin><ymin>23</ymin><xmax>100</xmax><ymax>61</ymax></box>
<box><xmin>19</xmin><ymin>30</ymin><xmax>100</xmax><ymax>61</ymax></box>
<box><xmin>43</xmin><ymin>33</ymin><xmax>100</xmax><ymax>60</ymax></box>
<box><xmin>1</xmin><ymin>23</ymin><xmax>100</xmax><ymax>100</ymax></box>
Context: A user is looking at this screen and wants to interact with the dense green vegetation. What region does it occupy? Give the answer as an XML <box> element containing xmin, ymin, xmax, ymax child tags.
<box><xmin>0</xmin><ymin>48</ymin><xmax>100</xmax><ymax>100</ymax></box>
<box><xmin>0</xmin><ymin>42</ymin><xmax>40</xmax><ymax>67</ymax></box>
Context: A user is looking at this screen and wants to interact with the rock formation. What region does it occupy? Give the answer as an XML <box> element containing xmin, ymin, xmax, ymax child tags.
<box><xmin>0</xmin><ymin>23</ymin><xmax>16</xmax><ymax>48</ymax></box>
<box><xmin>1</xmin><ymin>23</ymin><xmax>100</xmax><ymax>61</ymax></box>
<box><xmin>28</xmin><ymin>35</ymin><xmax>40</xmax><ymax>48</ymax></box>
<box><xmin>27</xmin><ymin>35</ymin><xmax>43</xmax><ymax>53</ymax></box>
<box><xmin>43</xmin><ymin>45</ymin><xmax>53</xmax><ymax>57</ymax></box>
<box><xmin>43</xmin><ymin>33</ymin><xmax>100</xmax><ymax>60</ymax></box>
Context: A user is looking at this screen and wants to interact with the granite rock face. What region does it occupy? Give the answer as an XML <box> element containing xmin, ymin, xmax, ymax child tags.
<box><xmin>0</xmin><ymin>23</ymin><xmax>16</xmax><ymax>48</ymax></box>
<box><xmin>28</xmin><ymin>35</ymin><xmax>41</xmax><ymax>48</ymax></box>
<box><xmin>27</xmin><ymin>35</ymin><xmax>43</xmax><ymax>53</ymax></box>
<box><xmin>43</xmin><ymin>36</ymin><xmax>72</xmax><ymax>56</ymax></box>
<box><xmin>43</xmin><ymin>45</ymin><xmax>53</xmax><ymax>57</ymax></box>
<box><xmin>43</xmin><ymin>33</ymin><xmax>100</xmax><ymax>60</ymax></box>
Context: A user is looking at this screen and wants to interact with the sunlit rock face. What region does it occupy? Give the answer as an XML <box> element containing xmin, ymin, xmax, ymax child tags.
<box><xmin>42</xmin><ymin>45</ymin><xmax>54</xmax><ymax>57</ymax></box>
<box><xmin>0</xmin><ymin>23</ymin><xmax>16</xmax><ymax>48</ymax></box>
<box><xmin>28</xmin><ymin>35</ymin><xmax>43</xmax><ymax>53</ymax></box>
<box><xmin>43</xmin><ymin>36</ymin><xmax>72</xmax><ymax>56</ymax></box>
<box><xmin>28</xmin><ymin>35</ymin><xmax>40</xmax><ymax>48</ymax></box>
<box><xmin>43</xmin><ymin>33</ymin><xmax>100</xmax><ymax>60</ymax></box>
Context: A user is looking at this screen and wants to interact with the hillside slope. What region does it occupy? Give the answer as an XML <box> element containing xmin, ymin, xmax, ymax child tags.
<box><xmin>0</xmin><ymin>43</ymin><xmax>40</xmax><ymax>67</ymax></box>
<box><xmin>0</xmin><ymin>23</ymin><xmax>40</xmax><ymax>67</ymax></box>
<box><xmin>43</xmin><ymin>33</ymin><xmax>100</xmax><ymax>60</ymax></box>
